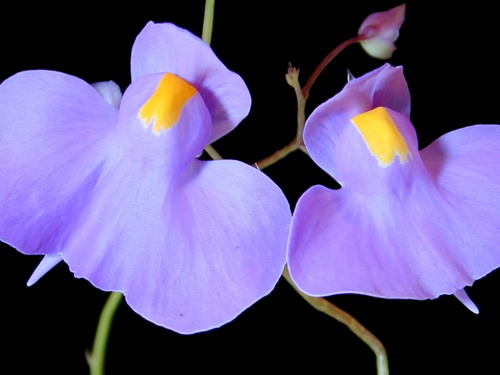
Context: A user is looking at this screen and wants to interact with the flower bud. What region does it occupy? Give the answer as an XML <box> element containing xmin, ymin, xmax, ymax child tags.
<box><xmin>358</xmin><ymin>4</ymin><xmax>405</xmax><ymax>59</ymax></box>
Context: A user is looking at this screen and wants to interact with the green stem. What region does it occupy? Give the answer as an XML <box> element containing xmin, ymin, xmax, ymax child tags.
<box><xmin>205</xmin><ymin>144</ymin><xmax>223</xmax><ymax>160</ymax></box>
<box><xmin>255</xmin><ymin>139</ymin><xmax>300</xmax><ymax>170</ymax></box>
<box><xmin>202</xmin><ymin>0</ymin><xmax>221</xmax><ymax>158</ymax></box>
<box><xmin>283</xmin><ymin>268</ymin><xmax>389</xmax><ymax>375</ymax></box>
<box><xmin>87</xmin><ymin>292</ymin><xmax>124</xmax><ymax>375</ymax></box>
<box><xmin>202</xmin><ymin>0</ymin><xmax>216</xmax><ymax>45</ymax></box>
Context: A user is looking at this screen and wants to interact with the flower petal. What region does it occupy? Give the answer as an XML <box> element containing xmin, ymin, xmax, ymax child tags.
<box><xmin>421</xmin><ymin>125</ymin><xmax>500</xmax><ymax>281</ymax></box>
<box><xmin>115</xmin><ymin>72</ymin><xmax>211</xmax><ymax>166</ymax></box>
<box><xmin>287</xmin><ymin>172</ymin><xmax>490</xmax><ymax>300</ymax></box>
<box><xmin>91</xmin><ymin>80</ymin><xmax>123</xmax><ymax>109</ymax></box>
<box><xmin>27</xmin><ymin>255</ymin><xmax>63</xmax><ymax>286</ymax></box>
<box><xmin>61</xmin><ymin>156</ymin><xmax>290</xmax><ymax>333</ymax></box>
<box><xmin>130</xmin><ymin>22</ymin><xmax>251</xmax><ymax>143</ymax></box>
<box><xmin>304</xmin><ymin>64</ymin><xmax>410</xmax><ymax>182</ymax></box>
<box><xmin>454</xmin><ymin>289</ymin><xmax>479</xmax><ymax>314</ymax></box>
<box><xmin>0</xmin><ymin>70</ymin><xmax>117</xmax><ymax>256</ymax></box>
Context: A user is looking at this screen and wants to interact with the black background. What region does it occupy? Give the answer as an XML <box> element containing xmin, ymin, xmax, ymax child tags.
<box><xmin>2</xmin><ymin>1</ymin><xmax>500</xmax><ymax>374</ymax></box>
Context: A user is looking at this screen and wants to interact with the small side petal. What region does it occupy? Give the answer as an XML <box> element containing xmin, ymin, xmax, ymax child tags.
<box><xmin>130</xmin><ymin>22</ymin><xmax>251</xmax><ymax>143</ymax></box>
<box><xmin>27</xmin><ymin>255</ymin><xmax>63</xmax><ymax>286</ymax></box>
<box><xmin>454</xmin><ymin>289</ymin><xmax>479</xmax><ymax>314</ymax></box>
<box><xmin>91</xmin><ymin>80</ymin><xmax>123</xmax><ymax>109</ymax></box>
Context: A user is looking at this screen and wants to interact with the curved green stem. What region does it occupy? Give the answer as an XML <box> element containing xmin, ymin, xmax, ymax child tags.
<box><xmin>283</xmin><ymin>268</ymin><xmax>389</xmax><ymax>375</ymax></box>
<box><xmin>254</xmin><ymin>139</ymin><xmax>300</xmax><ymax>170</ymax></box>
<box><xmin>87</xmin><ymin>292</ymin><xmax>124</xmax><ymax>375</ymax></box>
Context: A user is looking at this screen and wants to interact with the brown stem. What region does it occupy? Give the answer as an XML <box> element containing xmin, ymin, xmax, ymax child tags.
<box><xmin>254</xmin><ymin>139</ymin><xmax>301</xmax><ymax>170</ymax></box>
<box><xmin>302</xmin><ymin>35</ymin><xmax>367</xmax><ymax>100</ymax></box>
<box><xmin>283</xmin><ymin>267</ymin><xmax>389</xmax><ymax>375</ymax></box>
<box><xmin>254</xmin><ymin>64</ymin><xmax>308</xmax><ymax>170</ymax></box>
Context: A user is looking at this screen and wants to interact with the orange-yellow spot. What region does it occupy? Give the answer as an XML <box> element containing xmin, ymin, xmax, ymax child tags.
<box><xmin>139</xmin><ymin>73</ymin><xmax>197</xmax><ymax>135</ymax></box>
<box><xmin>351</xmin><ymin>106</ymin><xmax>411</xmax><ymax>166</ymax></box>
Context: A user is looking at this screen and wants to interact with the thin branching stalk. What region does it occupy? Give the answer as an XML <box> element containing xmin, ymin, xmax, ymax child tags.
<box><xmin>283</xmin><ymin>268</ymin><xmax>389</xmax><ymax>375</ymax></box>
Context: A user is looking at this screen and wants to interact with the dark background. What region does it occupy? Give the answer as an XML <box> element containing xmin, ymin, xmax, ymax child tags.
<box><xmin>2</xmin><ymin>1</ymin><xmax>500</xmax><ymax>373</ymax></box>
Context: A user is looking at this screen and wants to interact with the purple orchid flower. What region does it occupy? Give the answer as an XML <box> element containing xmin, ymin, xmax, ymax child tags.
<box><xmin>287</xmin><ymin>63</ymin><xmax>500</xmax><ymax>312</ymax></box>
<box><xmin>0</xmin><ymin>22</ymin><xmax>291</xmax><ymax>334</ymax></box>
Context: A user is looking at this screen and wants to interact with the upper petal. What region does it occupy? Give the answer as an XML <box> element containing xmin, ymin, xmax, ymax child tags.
<box><xmin>0</xmin><ymin>70</ymin><xmax>117</xmax><ymax>255</ymax></box>
<box><xmin>115</xmin><ymin>72</ymin><xmax>211</xmax><ymax>168</ymax></box>
<box><xmin>304</xmin><ymin>64</ymin><xmax>410</xmax><ymax>182</ymax></box>
<box><xmin>130</xmin><ymin>22</ymin><xmax>251</xmax><ymax>144</ymax></box>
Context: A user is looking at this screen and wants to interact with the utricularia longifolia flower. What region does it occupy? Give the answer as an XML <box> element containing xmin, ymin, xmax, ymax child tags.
<box><xmin>358</xmin><ymin>4</ymin><xmax>406</xmax><ymax>59</ymax></box>
<box><xmin>287</xmin><ymin>64</ymin><xmax>500</xmax><ymax>311</ymax></box>
<box><xmin>0</xmin><ymin>22</ymin><xmax>291</xmax><ymax>334</ymax></box>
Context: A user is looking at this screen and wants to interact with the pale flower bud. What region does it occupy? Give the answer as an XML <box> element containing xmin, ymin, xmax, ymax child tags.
<box><xmin>358</xmin><ymin>4</ymin><xmax>406</xmax><ymax>59</ymax></box>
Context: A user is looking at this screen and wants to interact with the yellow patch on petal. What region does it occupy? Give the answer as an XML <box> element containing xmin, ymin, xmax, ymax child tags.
<box><xmin>139</xmin><ymin>73</ymin><xmax>197</xmax><ymax>135</ymax></box>
<box><xmin>351</xmin><ymin>106</ymin><xmax>411</xmax><ymax>166</ymax></box>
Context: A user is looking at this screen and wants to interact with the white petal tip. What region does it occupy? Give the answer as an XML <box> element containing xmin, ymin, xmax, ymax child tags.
<box><xmin>27</xmin><ymin>255</ymin><xmax>63</xmax><ymax>286</ymax></box>
<box><xmin>91</xmin><ymin>80</ymin><xmax>123</xmax><ymax>109</ymax></box>
<box><xmin>454</xmin><ymin>289</ymin><xmax>479</xmax><ymax>314</ymax></box>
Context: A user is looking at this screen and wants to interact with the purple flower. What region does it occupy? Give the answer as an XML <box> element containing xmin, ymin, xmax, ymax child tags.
<box><xmin>287</xmin><ymin>64</ymin><xmax>500</xmax><ymax>311</ymax></box>
<box><xmin>0</xmin><ymin>22</ymin><xmax>291</xmax><ymax>334</ymax></box>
